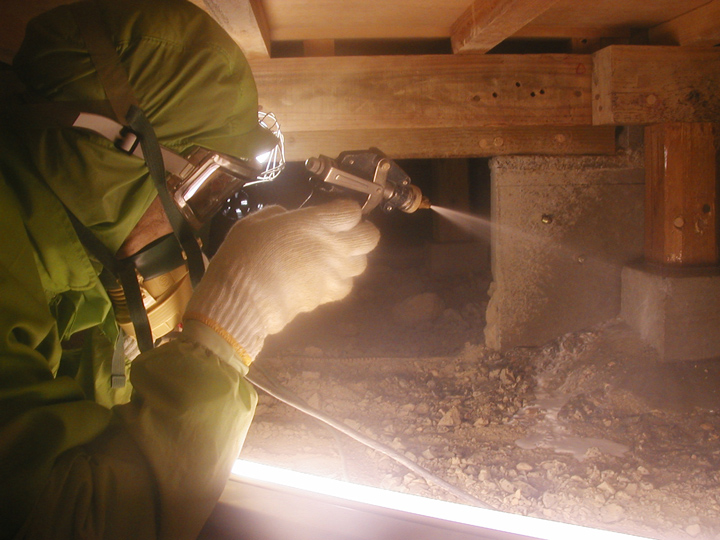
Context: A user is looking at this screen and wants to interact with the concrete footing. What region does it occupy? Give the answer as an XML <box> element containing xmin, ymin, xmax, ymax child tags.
<box><xmin>484</xmin><ymin>152</ymin><xmax>645</xmax><ymax>351</ymax></box>
<box><xmin>621</xmin><ymin>263</ymin><xmax>720</xmax><ymax>362</ymax></box>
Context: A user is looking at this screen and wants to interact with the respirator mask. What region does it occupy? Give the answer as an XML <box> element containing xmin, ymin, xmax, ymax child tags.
<box><xmin>71</xmin><ymin>110</ymin><xmax>285</xmax><ymax>355</ymax></box>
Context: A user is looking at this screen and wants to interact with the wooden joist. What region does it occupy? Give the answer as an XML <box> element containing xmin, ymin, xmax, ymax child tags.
<box><xmin>282</xmin><ymin>126</ymin><xmax>616</xmax><ymax>161</ymax></box>
<box><xmin>450</xmin><ymin>0</ymin><xmax>560</xmax><ymax>54</ymax></box>
<box><xmin>592</xmin><ymin>46</ymin><xmax>720</xmax><ymax>125</ymax></box>
<box><xmin>190</xmin><ymin>0</ymin><xmax>271</xmax><ymax>59</ymax></box>
<box><xmin>251</xmin><ymin>54</ymin><xmax>593</xmax><ymax>133</ymax></box>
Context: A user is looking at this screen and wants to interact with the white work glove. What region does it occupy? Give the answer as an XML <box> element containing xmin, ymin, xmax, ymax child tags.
<box><xmin>183</xmin><ymin>199</ymin><xmax>380</xmax><ymax>367</ymax></box>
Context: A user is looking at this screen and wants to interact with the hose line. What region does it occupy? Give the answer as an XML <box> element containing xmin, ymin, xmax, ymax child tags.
<box><xmin>245</xmin><ymin>363</ymin><xmax>496</xmax><ymax>510</ymax></box>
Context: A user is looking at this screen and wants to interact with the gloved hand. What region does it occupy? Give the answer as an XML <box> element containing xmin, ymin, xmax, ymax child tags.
<box><xmin>183</xmin><ymin>199</ymin><xmax>380</xmax><ymax>367</ymax></box>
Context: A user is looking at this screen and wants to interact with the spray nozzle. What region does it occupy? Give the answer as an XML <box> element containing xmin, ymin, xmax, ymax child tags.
<box><xmin>305</xmin><ymin>149</ymin><xmax>430</xmax><ymax>214</ymax></box>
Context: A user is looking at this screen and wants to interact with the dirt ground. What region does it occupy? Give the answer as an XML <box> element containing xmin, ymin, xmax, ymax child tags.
<box><xmin>240</xmin><ymin>246</ymin><xmax>720</xmax><ymax>540</ymax></box>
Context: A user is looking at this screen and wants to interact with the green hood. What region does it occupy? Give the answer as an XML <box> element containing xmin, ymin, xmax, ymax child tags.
<box><xmin>2</xmin><ymin>0</ymin><xmax>276</xmax><ymax>344</ymax></box>
<box><xmin>12</xmin><ymin>0</ymin><xmax>276</xmax><ymax>253</ymax></box>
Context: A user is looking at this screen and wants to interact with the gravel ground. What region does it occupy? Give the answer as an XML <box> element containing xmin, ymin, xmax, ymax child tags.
<box><xmin>240</xmin><ymin>249</ymin><xmax>720</xmax><ymax>540</ymax></box>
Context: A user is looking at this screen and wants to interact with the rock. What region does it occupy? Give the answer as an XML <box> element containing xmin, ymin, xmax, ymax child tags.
<box><xmin>600</xmin><ymin>503</ymin><xmax>625</xmax><ymax>523</ymax></box>
<box><xmin>499</xmin><ymin>478</ymin><xmax>516</xmax><ymax>493</ymax></box>
<box><xmin>515</xmin><ymin>481</ymin><xmax>540</xmax><ymax>499</ymax></box>
<box><xmin>685</xmin><ymin>524</ymin><xmax>702</xmax><ymax>537</ymax></box>
<box><xmin>516</xmin><ymin>462</ymin><xmax>534</xmax><ymax>472</ymax></box>
<box><xmin>307</xmin><ymin>393</ymin><xmax>322</xmax><ymax>409</ymax></box>
<box><xmin>415</xmin><ymin>402</ymin><xmax>430</xmax><ymax>415</ymax></box>
<box><xmin>624</xmin><ymin>483</ymin><xmax>638</xmax><ymax>496</ymax></box>
<box><xmin>438</xmin><ymin>406</ymin><xmax>462</xmax><ymax>426</ymax></box>
<box><xmin>440</xmin><ymin>308</ymin><xmax>465</xmax><ymax>325</ymax></box>
<box><xmin>542</xmin><ymin>492</ymin><xmax>558</xmax><ymax>508</ymax></box>
<box><xmin>478</xmin><ymin>469</ymin><xmax>492</xmax><ymax>482</ymax></box>
<box><xmin>499</xmin><ymin>368</ymin><xmax>515</xmax><ymax>387</ymax></box>
<box><xmin>380</xmin><ymin>475</ymin><xmax>402</xmax><ymax>490</ymax></box>
<box><xmin>392</xmin><ymin>293</ymin><xmax>445</xmax><ymax>326</ymax></box>
<box><xmin>389</xmin><ymin>438</ymin><xmax>406</xmax><ymax>451</ymax></box>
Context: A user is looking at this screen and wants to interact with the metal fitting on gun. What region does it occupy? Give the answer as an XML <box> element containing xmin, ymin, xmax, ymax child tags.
<box><xmin>305</xmin><ymin>150</ymin><xmax>430</xmax><ymax>214</ymax></box>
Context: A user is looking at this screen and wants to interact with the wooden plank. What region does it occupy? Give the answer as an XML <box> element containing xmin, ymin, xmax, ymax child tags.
<box><xmin>648</xmin><ymin>0</ymin><xmax>720</xmax><ymax>46</ymax></box>
<box><xmin>263</xmin><ymin>0</ymin><xmax>470</xmax><ymax>41</ymax></box>
<box><xmin>451</xmin><ymin>0</ymin><xmax>561</xmax><ymax>54</ymax></box>
<box><xmin>644</xmin><ymin>123</ymin><xmax>718</xmax><ymax>266</ymax></box>
<box><xmin>190</xmin><ymin>0</ymin><xmax>271</xmax><ymax>59</ymax></box>
<box><xmin>592</xmin><ymin>46</ymin><xmax>720</xmax><ymax>125</ymax></box>
<box><xmin>250</xmin><ymin>54</ymin><xmax>593</xmax><ymax>133</ymax></box>
<box><xmin>529</xmin><ymin>0</ymin><xmax>711</xmax><ymax>32</ymax></box>
<box><xmin>282</xmin><ymin>126</ymin><xmax>616</xmax><ymax>161</ymax></box>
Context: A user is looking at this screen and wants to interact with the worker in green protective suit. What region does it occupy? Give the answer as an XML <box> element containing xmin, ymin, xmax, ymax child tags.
<box><xmin>0</xmin><ymin>1</ymin><xmax>380</xmax><ymax>538</ymax></box>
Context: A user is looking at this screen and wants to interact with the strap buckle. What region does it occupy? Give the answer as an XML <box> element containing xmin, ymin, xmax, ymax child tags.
<box><xmin>115</xmin><ymin>126</ymin><xmax>140</xmax><ymax>154</ymax></box>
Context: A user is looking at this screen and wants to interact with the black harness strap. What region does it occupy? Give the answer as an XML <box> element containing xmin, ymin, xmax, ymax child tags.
<box><xmin>70</xmin><ymin>1</ymin><xmax>205</xmax><ymax>287</ymax></box>
<box><xmin>70</xmin><ymin>1</ymin><xmax>139</xmax><ymax>123</ymax></box>
<box><xmin>125</xmin><ymin>106</ymin><xmax>206</xmax><ymax>286</ymax></box>
<box><xmin>63</xmin><ymin>208</ymin><xmax>155</xmax><ymax>355</ymax></box>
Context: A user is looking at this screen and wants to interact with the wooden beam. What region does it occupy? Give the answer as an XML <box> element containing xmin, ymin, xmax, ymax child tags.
<box><xmin>644</xmin><ymin>123</ymin><xmax>718</xmax><ymax>266</ymax></box>
<box><xmin>282</xmin><ymin>126</ymin><xmax>616</xmax><ymax>161</ymax></box>
<box><xmin>649</xmin><ymin>0</ymin><xmax>720</xmax><ymax>47</ymax></box>
<box><xmin>189</xmin><ymin>0</ymin><xmax>271</xmax><ymax>59</ymax></box>
<box><xmin>451</xmin><ymin>0</ymin><xmax>560</xmax><ymax>54</ymax></box>
<box><xmin>592</xmin><ymin>46</ymin><xmax>720</xmax><ymax>125</ymax></box>
<box><xmin>250</xmin><ymin>54</ymin><xmax>593</xmax><ymax>133</ymax></box>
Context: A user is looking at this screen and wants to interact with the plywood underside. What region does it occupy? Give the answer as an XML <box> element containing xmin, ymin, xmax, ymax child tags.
<box><xmin>262</xmin><ymin>0</ymin><xmax>713</xmax><ymax>40</ymax></box>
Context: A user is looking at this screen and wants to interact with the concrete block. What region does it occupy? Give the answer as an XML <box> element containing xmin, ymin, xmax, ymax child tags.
<box><xmin>484</xmin><ymin>152</ymin><xmax>645</xmax><ymax>351</ymax></box>
<box><xmin>621</xmin><ymin>263</ymin><xmax>720</xmax><ymax>362</ymax></box>
<box><xmin>426</xmin><ymin>241</ymin><xmax>489</xmax><ymax>276</ymax></box>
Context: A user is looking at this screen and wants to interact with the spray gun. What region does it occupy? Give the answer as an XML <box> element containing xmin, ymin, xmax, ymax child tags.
<box><xmin>304</xmin><ymin>149</ymin><xmax>431</xmax><ymax>214</ymax></box>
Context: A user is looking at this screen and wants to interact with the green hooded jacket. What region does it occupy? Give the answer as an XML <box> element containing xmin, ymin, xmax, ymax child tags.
<box><xmin>0</xmin><ymin>1</ymin><xmax>274</xmax><ymax>537</ymax></box>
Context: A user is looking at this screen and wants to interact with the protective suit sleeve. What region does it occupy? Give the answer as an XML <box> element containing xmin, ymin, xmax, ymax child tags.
<box><xmin>17</xmin><ymin>338</ymin><xmax>257</xmax><ymax>540</ymax></box>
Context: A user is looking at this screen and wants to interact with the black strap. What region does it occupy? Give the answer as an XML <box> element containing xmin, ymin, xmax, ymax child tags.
<box><xmin>70</xmin><ymin>1</ymin><xmax>139</xmax><ymax>123</ymax></box>
<box><xmin>126</xmin><ymin>106</ymin><xmax>206</xmax><ymax>286</ymax></box>
<box><xmin>63</xmin><ymin>208</ymin><xmax>155</xmax><ymax>352</ymax></box>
